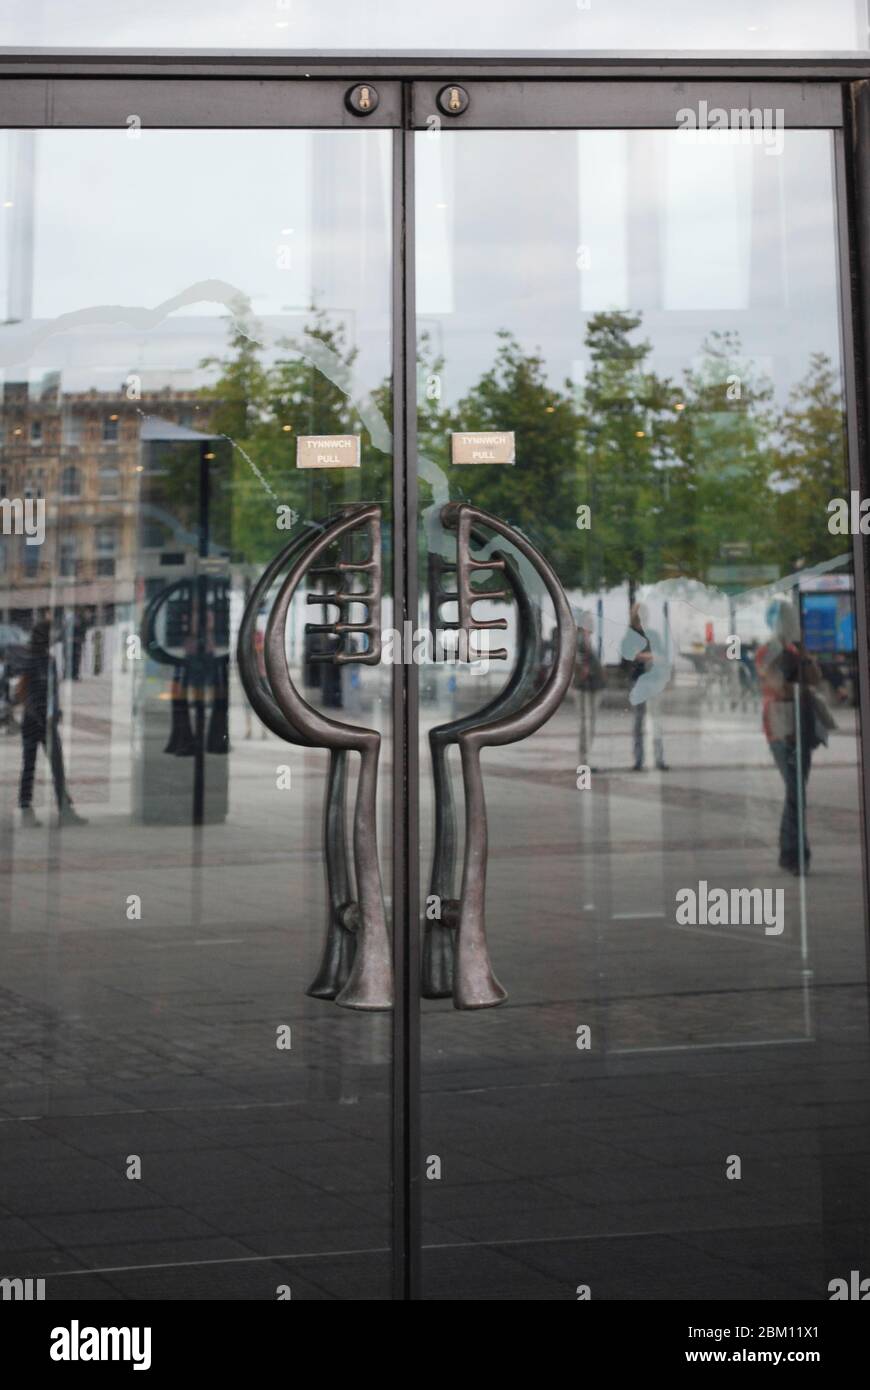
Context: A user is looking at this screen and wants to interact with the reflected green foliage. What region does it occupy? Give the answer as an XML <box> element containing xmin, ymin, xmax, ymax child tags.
<box><xmin>772</xmin><ymin>352</ymin><xmax>848</xmax><ymax>571</ymax></box>
<box><xmin>434</xmin><ymin>329</ymin><xmax>582</xmax><ymax>579</ymax></box>
<box><xmin>578</xmin><ymin>311</ymin><xmax>675</xmax><ymax>594</ymax></box>
<box><xmin>664</xmin><ymin>329</ymin><xmax>777</xmax><ymax>586</ymax></box>
<box><xmin>197</xmin><ymin>303</ymin><xmax>846</xmax><ymax>589</ymax></box>
<box><xmin>437</xmin><ymin>312</ymin><xmax>846</xmax><ymax>592</ymax></box>
<box><xmin>200</xmin><ymin>306</ymin><xmax>391</xmax><ymax>563</ymax></box>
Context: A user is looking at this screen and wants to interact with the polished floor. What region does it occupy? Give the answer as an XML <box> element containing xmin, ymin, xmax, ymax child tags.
<box><xmin>0</xmin><ymin>664</ymin><xmax>868</xmax><ymax>1299</ymax></box>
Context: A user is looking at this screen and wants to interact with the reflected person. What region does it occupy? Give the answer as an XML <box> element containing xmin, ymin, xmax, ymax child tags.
<box><xmin>756</xmin><ymin>598</ymin><xmax>820</xmax><ymax>876</ymax></box>
<box><xmin>574</xmin><ymin>608</ymin><xmax>605</xmax><ymax>770</ymax></box>
<box><xmin>15</xmin><ymin>619</ymin><xmax>88</xmax><ymax>828</ymax></box>
<box><xmin>624</xmin><ymin>601</ymin><xmax>669</xmax><ymax>771</ymax></box>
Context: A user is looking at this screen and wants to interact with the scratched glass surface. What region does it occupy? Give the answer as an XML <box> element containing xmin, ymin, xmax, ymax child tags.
<box><xmin>0</xmin><ymin>127</ymin><xmax>394</xmax><ymax>1300</ymax></box>
<box><xmin>415</xmin><ymin>126</ymin><xmax>870</xmax><ymax>1299</ymax></box>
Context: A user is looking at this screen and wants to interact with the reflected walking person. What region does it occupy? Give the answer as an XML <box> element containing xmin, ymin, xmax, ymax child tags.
<box><xmin>756</xmin><ymin>598</ymin><xmax>820</xmax><ymax>876</ymax></box>
<box><xmin>624</xmin><ymin>601</ymin><xmax>668</xmax><ymax>771</ymax></box>
<box><xmin>15</xmin><ymin>619</ymin><xmax>87</xmax><ymax>827</ymax></box>
<box><xmin>574</xmin><ymin>609</ymin><xmax>605</xmax><ymax>770</ymax></box>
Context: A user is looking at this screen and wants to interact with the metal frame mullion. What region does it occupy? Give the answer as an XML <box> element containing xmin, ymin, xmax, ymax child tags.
<box><xmin>0</xmin><ymin>75</ymin><xmax>402</xmax><ymax>126</ymax></box>
<box><xmin>390</xmin><ymin>94</ymin><xmax>422</xmax><ymax>1301</ymax></box>
<box><xmin>409</xmin><ymin>77</ymin><xmax>843</xmax><ymax>130</ymax></box>
<box><xmin>2</xmin><ymin>52</ymin><xmax>870</xmax><ymax>80</ymax></box>
<box><xmin>839</xmin><ymin>87</ymin><xmax>870</xmax><ymax>997</ymax></box>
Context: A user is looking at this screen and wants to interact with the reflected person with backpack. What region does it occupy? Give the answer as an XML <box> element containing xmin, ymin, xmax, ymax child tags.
<box><xmin>756</xmin><ymin>597</ymin><xmax>829</xmax><ymax>876</ymax></box>
<box><xmin>14</xmin><ymin>617</ymin><xmax>87</xmax><ymax>828</ymax></box>
<box><xmin>574</xmin><ymin>608</ymin><xmax>605</xmax><ymax>770</ymax></box>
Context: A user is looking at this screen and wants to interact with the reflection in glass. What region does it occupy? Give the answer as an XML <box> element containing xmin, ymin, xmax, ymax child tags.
<box><xmin>417</xmin><ymin>128</ymin><xmax>870</xmax><ymax>1300</ymax></box>
<box><xmin>0</xmin><ymin>128</ymin><xmax>394</xmax><ymax>1299</ymax></box>
<box><xmin>1</xmin><ymin>0</ymin><xmax>867</xmax><ymax>53</ymax></box>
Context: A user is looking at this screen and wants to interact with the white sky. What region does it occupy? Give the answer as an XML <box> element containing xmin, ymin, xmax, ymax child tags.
<box><xmin>0</xmin><ymin>0</ymin><xmax>866</xmax><ymax>52</ymax></box>
<box><xmin>0</xmin><ymin>127</ymin><xmax>844</xmax><ymax>412</ymax></box>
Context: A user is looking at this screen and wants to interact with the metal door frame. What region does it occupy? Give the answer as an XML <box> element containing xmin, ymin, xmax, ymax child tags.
<box><xmin>2</xmin><ymin>57</ymin><xmax>869</xmax><ymax>1303</ymax></box>
<box><xmin>400</xmin><ymin>69</ymin><xmax>870</xmax><ymax>1302</ymax></box>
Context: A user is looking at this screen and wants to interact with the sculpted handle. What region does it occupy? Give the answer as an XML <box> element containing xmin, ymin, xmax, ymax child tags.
<box><xmin>439</xmin><ymin>502</ymin><xmax>577</xmax><ymax>1009</ymax></box>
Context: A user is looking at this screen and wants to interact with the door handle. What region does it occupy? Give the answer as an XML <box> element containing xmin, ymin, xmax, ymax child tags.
<box><xmin>427</xmin><ymin>502</ymin><xmax>577</xmax><ymax>1009</ymax></box>
<box><xmin>255</xmin><ymin>503</ymin><xmax>392</xmax><ymax>1011</ymax></box>
<box><xmin>238</xmin><ymin>517</ymin><xmax>357</xmax><ymax>1002</ymax></box>
<box><xmin>424</xmin><ymin>526</ymin><xmax>542</xmax><ymax>998</ymax></box>
<box><xmin>142</xmin><ymin>572</ymin><xmax>231</xmax><ymax>759</ymax></box>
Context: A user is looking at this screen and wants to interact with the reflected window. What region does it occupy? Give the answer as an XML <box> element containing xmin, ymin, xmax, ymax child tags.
<box><xmin>62</xmin><ymin>408</ymin><xmax>83</xmax><ymax>448</ymax></box>
<box><xmin>142</xmin><ymin>518</ymin><xmax>171</xmax><ymax>550</ymax></box>
<box><xmin>29</xmin><ymin>419</ymin><xmax>42</xmax><ymax>446</ymax></box>
<box><xmin>59</xmin><ymin>535</ymin><xmax>78</xmax><ymax>578</ymax></box>
<box><xmin>22</xmin><ymin>536</ymin><xmax>40</xmax><ymax>577</ymax></box>
<box><xmin>102</xmin><ymin>416</ymin><xmax>119</xmax><ymax>443</ymax></box>
<box><xmin>96</xmin><ymin>523</ymin><xmax>117</xmax><ymax>577</ymax></box>
<box><xmin>61</xmin><ymin>464</ymin><xmax>81</xmax><ymax>498</ymax></box>
<box><xmin>99</xmin><ymin>465</ymin><xmax>120</xmax><ymax>498</ymax></box>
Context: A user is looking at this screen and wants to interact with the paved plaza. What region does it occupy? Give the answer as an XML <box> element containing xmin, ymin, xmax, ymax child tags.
<box><xmin>0</xmin><ymin>663</ymin><xmax>868</xmax><ymax>1298</ymax></box>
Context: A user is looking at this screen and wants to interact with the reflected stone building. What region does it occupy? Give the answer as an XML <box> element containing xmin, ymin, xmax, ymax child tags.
<box><xmin>0</xmin><ymin>376</ymin><xmax>219</xmax><ymax>628</ymax></box>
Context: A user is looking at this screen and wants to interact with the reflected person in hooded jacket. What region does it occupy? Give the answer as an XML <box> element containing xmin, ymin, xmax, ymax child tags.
<box><xmin>756</xmin><ymin>597</ymin><xmax>820</xmax><ymax>875</ymax></box>
<box><xmin>15</xmin><ymin>618</ymin><xmax>88</xmax><ymax>827</ymax></box>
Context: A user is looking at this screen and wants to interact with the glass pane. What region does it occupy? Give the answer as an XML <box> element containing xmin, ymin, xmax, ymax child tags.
<box><xmin>416</xmin><ymin>126</ymin><xmax>870</xmax><ymax>1299</ymax></box>
<box><xmin>0</xmin><ymin>126</ymin><xmax>394</xmax><ymax>1299</ymax></box>
<box><xmin>1</xmin><ymin>0</ymin><xmax>867</xmax><ymax>54</ymax></box>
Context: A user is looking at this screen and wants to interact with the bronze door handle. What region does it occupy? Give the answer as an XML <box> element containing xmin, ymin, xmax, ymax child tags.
<box><xmin>142</xmin><ymin>573</ymin><xmax>231</xmax><ymax>670</ymax></box>
<box><xmin>432</xmin><ymin>502</ymin><xmax>577</xmax><ymax>1009</ymax></box>
<box><xmin>262</xmin><ymin>503</ymin><xmax>392</xmax><ymax>1011</ymax></box>
<box><xmin>141</xmin><ymin>572</ymin><xmax>231</xmax><ymax>760</ymax></box>
<box><xmin>237</xmin><ymin>518</ymin><xmax>357</xmax><ymax>1001</ymax></box>
<box><xmin>423</xmin><ymin>527</ymin><xmax>543</xmax><ymax>999</ymax></box>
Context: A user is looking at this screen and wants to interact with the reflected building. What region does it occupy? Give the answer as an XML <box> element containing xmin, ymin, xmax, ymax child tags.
<box><xmin>0</xmin><ymin>375</ymin><xmax>221</xmax><ymax>628</ymax></box>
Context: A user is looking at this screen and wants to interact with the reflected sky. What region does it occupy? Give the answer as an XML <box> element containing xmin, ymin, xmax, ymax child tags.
<box><xmin>1</xmin><ymin>0</ymin><xmax>867</xmax><ymax>53</ymax></box>
<box><xmin>0</xmin><ymin>129</ymin><xmax>392</xmax><ymax>397</ymax></box>
<box><xmin>0</xmin><ymin>126</ymin><xmax>844</xmax><ymax>417</ymax></box>
<box><xmin>417</xmin><ymin>129</ymin><xmax>842</xmax><ymax>405</ymax></box>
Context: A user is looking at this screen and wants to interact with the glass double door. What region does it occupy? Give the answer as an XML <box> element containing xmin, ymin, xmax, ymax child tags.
<box><xmin>0</xmin><ymin>97</ymin><xmax>398</xmax><ymax>1301</ymax></box>
<box><xmin>413</xmin><ymin>90</ymin><xmax>870</xmax><ymax>1301</ymax></box>
<box><xmin>0</xmin><ymin>78</ymin><xmax>868</xmax><ymax>1301</ymax></box>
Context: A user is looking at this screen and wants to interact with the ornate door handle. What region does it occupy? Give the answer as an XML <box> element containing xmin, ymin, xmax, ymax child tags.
<box><xmin>427</xmin><ymin>502</ymin><xmax>577</xmax><ymax>1009</ymax></box>
<box><xmin>238</xmin><ymin>517</ymin><xmax>357</xmax><ymax>1002</ymax></box>
<box><xmin>142</xmin><ymin>572</ymin><xmax>231</xmax><ymax>758</ymax></box>
<box><xmin>251</xmin><ymin>503</ymin><xmax>392</xmax><ymax>1011</ymax></box>
<box><xmin>424</xmin><ymin>524</ymin><xmax>541</xmax><ymax>998</ymax></box>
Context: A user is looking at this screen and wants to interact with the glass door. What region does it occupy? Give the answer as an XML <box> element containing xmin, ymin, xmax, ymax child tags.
<box><xmin>4</xmin><ymin>71</ymin><xmax>870</xmax><ymax>1305</ymax></box>
<box><xmin>0</xmin><ymin>81</ymin><xmax>401</xmax><ymax>1299</ymax></box>
<box><xmin>412</xmin><ymin>81</ymin><xmax>870</xmax><ymax>1299</ymax></box>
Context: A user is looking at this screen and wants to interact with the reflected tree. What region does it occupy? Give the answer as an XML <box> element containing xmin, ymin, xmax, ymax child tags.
<box><xmin>200</xmin><ymin>305</ymin><xmax>391</xmax><ymax>563</ymax></box>
<box><xmin>666</xmin><ymin>329</ymin><xmax>777</xmax><ymax>584</ymax></box>
<box><xmin>772</xmin><ymin>352</ymin><xmax>847</xmax><ymax>572</ymax></box>
<box><xmin>440</xmin><ymin>330</ymin><xmax>582</xmax><ymax>581</ymax></box>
